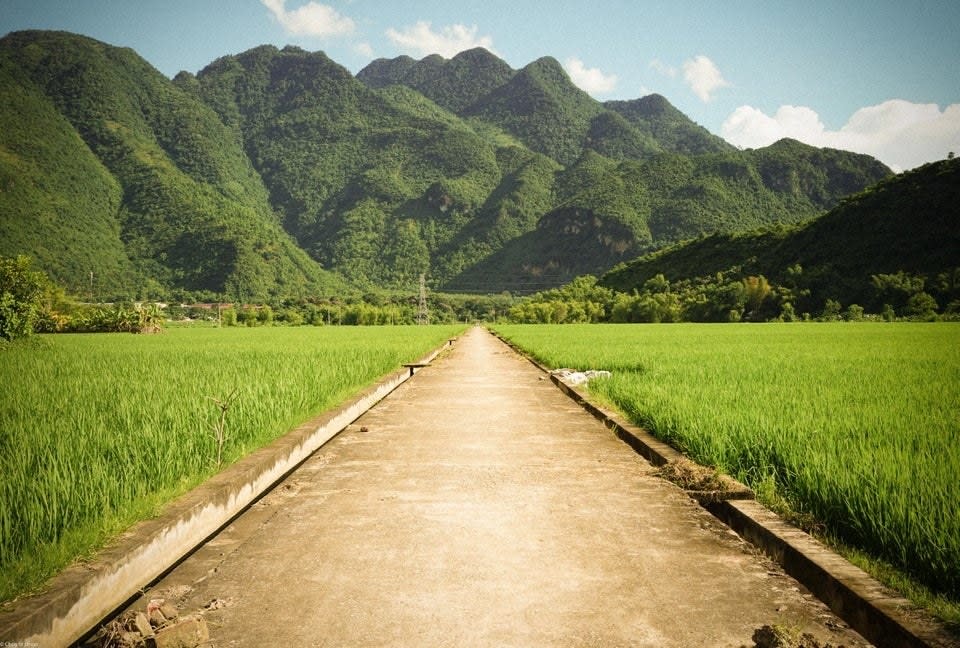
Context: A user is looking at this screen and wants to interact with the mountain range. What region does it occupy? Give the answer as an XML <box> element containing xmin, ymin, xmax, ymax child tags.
<box><xmin>600</xmin><ymin>155</ymin><xmax>960</xmax><ymax>315</ymax></box>
<box><xmin>0</xmin><ymin>30</ymin><xmax>894</xmax><ymax>300</ymax></box>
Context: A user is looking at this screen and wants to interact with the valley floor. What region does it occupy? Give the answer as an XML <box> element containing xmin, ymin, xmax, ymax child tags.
<box><xmin>112</xmin><ymin>327</ymin><xmax>868</xmax><ymax>646</ymax></box>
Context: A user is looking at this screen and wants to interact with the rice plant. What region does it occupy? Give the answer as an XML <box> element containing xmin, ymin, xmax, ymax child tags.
<box><xmin>0</xmin><ymin>325</ymin><xmax>464</xmax><ymax>602</ymax></box>
<box><xmin>494</xmin><ymin>322</ymin><xmax>960</xmax><ymax>600</ymax></box>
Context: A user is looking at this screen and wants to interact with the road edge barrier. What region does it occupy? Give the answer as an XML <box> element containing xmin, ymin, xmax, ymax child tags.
<box><xmin>0</xmin><ymin>339</ymin><xmax>454</xmax><ymax>646</ymax></box>
<box><xmin>490</xmin><ymin>328</ymin><xmax>957</xmax><ymax>648</ymax></box>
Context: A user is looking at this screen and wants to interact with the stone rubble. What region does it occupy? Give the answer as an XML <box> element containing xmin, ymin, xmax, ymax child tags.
<box><xmin>85</xmin><ymin>596</ymin><xmax>210</xmax><ymax>648</ymax></box>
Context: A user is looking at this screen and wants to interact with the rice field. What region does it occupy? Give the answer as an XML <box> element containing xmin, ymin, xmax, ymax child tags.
<box><xmin>493</xmin><ymin>322</ymin><xmax>960</xmax><ymax>599</ymax></box>
<box><xmin>0</xmin><ymin>325</ymin><xmax>464</xmax><ymax>602</ymax></box>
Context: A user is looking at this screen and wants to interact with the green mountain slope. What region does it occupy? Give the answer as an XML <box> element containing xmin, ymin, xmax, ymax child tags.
<box><xmin>357</xmin><ymin>51</ymin><xmax>732</xmax><ymax>162</ymax></box>
<box><xmin>604</xmin><ymin>94</ymin><xmax>733</xmax><ymax>155</ymax></box>
<box><xmin>0</xmin><ymin>48</ymin><xmax>133</xmax><ymax>296</ymax></box>
<box><xmin>185</xmin><ymin>44</ymin><xmax>526</xmax><ymax>287</ymax></box>
<box><xmin>1</xmin><ymin>31</ymin><xmax>895</xmax><ymax>298</ymax></box>
<box><xmin>600</xmin><ymin>157</ymin><xmax>960</xmax><ymax>314</ymax></box>
<box><xmin>445</xmin><ymin>142</ymin><xmax>891</xmax><ymax>292</ymax></box>
<box><xmin>353</xmin><ymin>50</ymin><xmax>891</xmax><ymax>291</ymax></box>
<box><xmin>0</xmin><ymin>31</ymin><xmax>344</xmax><ymax>300</ymax></box>
<box><xmin>461</xmin><ymin>56</ymin><xmax>604</xmax><ymax>166</ymax></box>
<box><xmin>357</xmin><ymin>47</ymin><xmax>515</xmax><ymax>114</ymax></box>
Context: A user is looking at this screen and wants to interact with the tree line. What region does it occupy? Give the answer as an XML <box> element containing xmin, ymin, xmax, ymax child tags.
<box><xmin>507</xmin><ymin>271</ymin><xmax>958</xmax><ymax>323</ymax></box>
<box><xmin>4</xmin><ymin>255</ymin><xmax>956</xmax><ymax>343</ymax></box>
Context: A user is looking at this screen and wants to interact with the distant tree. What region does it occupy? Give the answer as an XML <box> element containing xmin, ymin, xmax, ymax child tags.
<box><xmin>779</xmin><ymin>302</ymin><xmax>797</xmax><ymax>322</ymax></box>
<box><xmin>643</xmin><ymin>273</ymin><xmax>671</xmax><ymax>294</ymax></box>
<box><xmin>237</xmin><ymin>306</ymin><xmax>259</xmax><ymax>327</ymax></box>
<box><xmin>0</xmin><ymin>255</ymin><xmax>51</xmax><ymax>341</ymax></box>
<box><xmin>742</xmin><ymin>275</ymin><xmax>774</xmax><ymax>320</ymax></box>
<box><xmin>845</xmin><ymin>304</ymin><xmax>864</xmax><ymax>321</ymax></box>
<box><xmin>256</xmin><ymin>305</ymin><xmax>274</xmax><ymax>326</ymax></box>
<box><xmin>871</xmin><ymin>271</ymin><xmax>925</xmax><ymax>314</ymax></box>
<box><xmin>821</xmin><ymin>299</ymin><xmax>842</xmax><ymax>321</ymax></box>
<box><xmin>275</xmin><ymin>308</ymin><xmax>304</xmax><ymax>326</ymax></box>
<box><xmin>905</xmin><ymin>292</ymin><xmax>939</xmax><ymax>320</ymax></box>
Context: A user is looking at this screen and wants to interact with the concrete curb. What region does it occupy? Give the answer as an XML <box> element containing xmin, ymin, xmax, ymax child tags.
<box><xmin>491</xmin><ymin>329</ymin><xmax>958</xmax><ymax>648</ymax></box>
<box><xmin>548</xmin><ymin>374</ymin><xmax>755</xmax><ymax>501</ymax></box>
<box><xmin>0</xmin><ymin>340</ymin><xmax>454</xmax><ymax>647</ymax></box>
<box><xmin>492</xmin><ymin>332</ymin><xmax>753</xmax><ymax>501</ymax></box>
<box><xmin>707</xmin><ymin>499</ymin><xmax>957</xmax><ymax>648</ymax></box>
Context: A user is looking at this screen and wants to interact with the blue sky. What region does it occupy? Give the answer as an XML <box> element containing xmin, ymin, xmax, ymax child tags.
<box><xmin>3</xmin><ymin>0</ymin><xmax>958</xmax><ymax>170</ymax></box>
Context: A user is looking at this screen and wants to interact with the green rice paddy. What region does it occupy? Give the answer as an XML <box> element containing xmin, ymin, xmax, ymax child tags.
<box><xmin>0</xmin><ymin>325</ymin><xmax>464</xmax><ymax>602</ymax></box>
<box><xmin>493</xmin><ymin>322</ymin><xmax>960</xmax><ymax>601</ymax></box>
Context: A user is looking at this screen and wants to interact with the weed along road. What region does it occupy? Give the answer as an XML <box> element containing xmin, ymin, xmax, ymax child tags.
<box><xmin>111</xmin><ymin>326</ymin><xmax>869</xmax><ymax>647</ymax></box>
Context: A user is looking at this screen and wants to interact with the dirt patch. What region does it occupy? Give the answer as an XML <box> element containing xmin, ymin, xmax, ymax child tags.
<box><xmin>747</xmin><ymin>624</ymin><xmax>851</xmax><ymax>648</ymax></box>
<box><xmin>655</xmin><ymin>457</ymin><xmax>726</xmax><ymax>491</ymax></box>
<box><xmin>653</xmin><ymin>457</ymin><xmax>756</xmax><ymax>503</ymax></box>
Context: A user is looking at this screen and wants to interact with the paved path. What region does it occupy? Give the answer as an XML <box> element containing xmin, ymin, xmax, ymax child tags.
<box><xmin>131</xmin><ymin>327</ymin><xmax>868</xmax><ymax>647</ymax></box>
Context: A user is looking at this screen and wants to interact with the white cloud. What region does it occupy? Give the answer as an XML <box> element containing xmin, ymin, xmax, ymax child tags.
<box><xmin>649</xmin><ymin>58</ymin><xmax>676</xmax><ymax>78</ymax></box>
<box><xmin>721</xmin><ymin>99</ymin><xmax>960</xmax><ymax>171</ymax></box>
<box><xmin>682</xmin><ymin>55</ymin><xmax>730</xmax><ymax>102</ymax></box>
<box><xmin>354</xmin><ymin>41</ymin><xmax>374</xmax><ymax>58</ymax></box>
<box><xmin>564</xmin><ymin>57</ymin><xmax>618</xmax><ymax>95</ymax></box>
<box><xmin>262</xmin><ymin>0</ymin><xmax>354</xmax><ymax>37</ymax></box>
<box><xmin>385</xmin><ymin>21</ymin><xmax>496</xmax><ymax>58</ymax></box>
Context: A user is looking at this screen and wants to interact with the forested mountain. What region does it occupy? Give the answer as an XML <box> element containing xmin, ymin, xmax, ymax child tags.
<box><xmin>1</xmin><ymin>31</ymin><xmax>893</xmax><ymax>300</ymax></box>
<box><xmin>356</xmin><ymin>47</ymin><xmax>514</xmax><ymax>114</ymax></box>
<box><xmin>356</xmin><ymin>51</ymin><xmax>734</xmax><ymax>160</ymax></box>
<box><xmin>604</xmin><ymin>94</ymin><xmax>732</xmax><ymax>156</ymax></box>
<box><xmin>0</xmin><ymin>31</ymin><xmax>345</xmax><ymax>300</ymax></box>
<box><xmin>600</xmin><ymin>157</ymin><xmax>960</xmax><ymax>316</ymax></box>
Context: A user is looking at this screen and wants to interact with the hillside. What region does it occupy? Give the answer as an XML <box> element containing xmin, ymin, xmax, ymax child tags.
<box><xmin>600</xmin><ymin>157</ymin><xmax>960</xmax><ymax>315</ymax></box>
<box><xmin>604</xmin><ymin>94</ymin><xmax>732</xmax><ymax>156</ymax></box>
<box><xmin>1</xmin><ymin>31</ymin><xmax>894</xmax><ymax>299</ymax></box>
<box><xmin>0</xmin><ymin>31</ymin><xmax>345</xmax><ymax>301</ymax></box>
<box><xmin>357</xmin><ymin>47</ymin><xmax>515</xmax><ymax>114</ymax></box>
<box><xmin>0</xmin><ymin>45</ymin><xmax>134</xmax><ymax>294</ymax></box>
<box><xmin>356</xmin><ymin>52</ymin><xmax>734</xmax><ymax>161</ymax></box>
<box><xmin>182</xmin><ymin>44</ymin><xmax>528</xmax><ymax>288</ymax></box>
<box><xmin>445</xmin><ymin>144</ymin><xmax>889</xmax><ymax>291</ymax></box>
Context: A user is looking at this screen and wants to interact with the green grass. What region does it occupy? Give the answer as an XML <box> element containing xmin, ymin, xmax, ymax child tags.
<box><xmin>492</xmin><ymin>322</ymin><xmax>960</xmax><ymax>615</ymax></box>
<box><xmin>0</xmin><ymin>325</ymin><xmax>464</xmax><ymax>603</ymax></box>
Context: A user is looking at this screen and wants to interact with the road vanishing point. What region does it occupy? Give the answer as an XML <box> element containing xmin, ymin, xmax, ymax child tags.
<box><xmin>116</xmin><ymin>326</ymin><xmax>870</xmax><ymax>647</ymax></box>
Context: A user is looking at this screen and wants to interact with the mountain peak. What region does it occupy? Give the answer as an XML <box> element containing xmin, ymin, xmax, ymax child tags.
<box><xmin>463</xmin><ymin>56</ymin><xmax>602</xmax><ymax>165</ymax></box>
<box><xmin>353</xmin><ymin>55</ymin><xmax>417</xmax><ymax>89</ymax></box>
<box><xmin>357</xmin><ymin>48</ymin><xmax>513</xmax><ymax>114</ymax></box>
<box><xmin>604</xmin><ymin>94</ymin><xmax>681</xmax><ymax>120</ymax></box>
<box><xmin>521</xmin><ymin>56</ymin><xmax>568</xmax><ymax>81</ymax></box>
<box><xmin>635</xmin><ymin>94</ymin><xmax>676</xmax><ymax>116</ymax></box>
<box><xmin>604</xmin><ymin>95</ymin><xmax>733</xmax><ymax>156</ymax></box>
<box><xmin>451</xmin><ymin>47</ymin><xmax>501</xmax><ymax>63</ymax></box>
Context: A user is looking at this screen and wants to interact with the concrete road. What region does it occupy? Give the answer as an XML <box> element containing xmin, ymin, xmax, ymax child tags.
<box><xmin>126</xmin><ymin>326</ymin><xmax>869</xmax><ymax>647</ymax></box>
